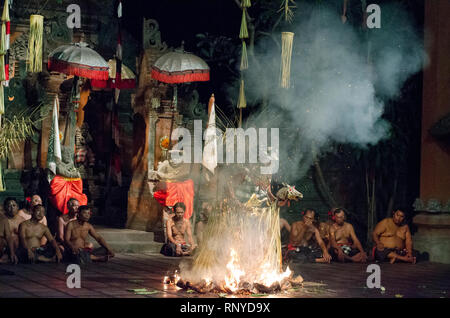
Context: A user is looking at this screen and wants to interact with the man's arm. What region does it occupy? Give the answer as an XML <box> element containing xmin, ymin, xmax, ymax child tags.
<box><xmin>349</xmin><ymin>224</ymin><xmax>365</xmax><ymax>253</ymax></box>
<box><xmin>43</xmin><ymin>227</ymin><xmax>62</xmax><ymax>262</ymax></box>
<box><xmin>372</xmin><ymin>219</ymin><xmax>386</xmax><ymax>248</ymax></box>
<box><xmin>185</xmin><ymin>220</ymin><xmax>196</xmax><ymax>249</ymax></box>
<box><xmin>166</xmin><ymin>219</ymin><xmax>178</xmax><ymax>245</ymax></box>
<box><xmin>3</xmin><ymin>219</ymin><xmax>17</xmax><ymax>264</ymax></box>
<box><xmin>329</xmin><ymin>226</ymin><xmax>339</xmax><ymax>249</ymax></box>
<box><xmin>57</xmin><ymin>217</ymin><xmax>65</xmax><ymax>242</ymax></box>
<box><xmin>404</xmin><ymin>225</ymin><xmax>413</xmax><ymax>256</ymax></box>
<box><xmin>314</xmin><ymin>229</ymin><xmax>331</xmax><ymax>262</ymax></box>
<box><xmin>281</xmin><ymin>218</ymin><xmax>291</xmax><ymax>232</ymax></box>
<box><xmin>88</xmin><ymin>225</ymin><xmax>114</xmax><ymax>256</ymax></box>
<box><xmin>64</xmin><ymin>221</ymin><xmax>77</xmax><ymax>254</ymax></box>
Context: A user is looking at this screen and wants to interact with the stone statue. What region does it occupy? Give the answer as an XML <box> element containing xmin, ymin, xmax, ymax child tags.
<box><xmin>56</xmin><ymin>146</ymin><xmax>81</xmax><ymax>179</ymax></box>
<box><xmin>75</xmin><ymin>124</ymin><xmax>95</xmax><ymax>179</ymax></box>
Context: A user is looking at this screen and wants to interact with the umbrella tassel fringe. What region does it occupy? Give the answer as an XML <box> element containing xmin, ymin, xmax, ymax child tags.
<box><xmin>48</xmin><ymin>59</ymin><xmax>109</xmax><ymax>80</ymax></box>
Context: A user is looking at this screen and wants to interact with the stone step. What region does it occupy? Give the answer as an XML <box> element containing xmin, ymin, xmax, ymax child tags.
<box><xmin>88</xmin><ymin>226</ymin><xmax>163</xmax><ymax>253</ymax></box>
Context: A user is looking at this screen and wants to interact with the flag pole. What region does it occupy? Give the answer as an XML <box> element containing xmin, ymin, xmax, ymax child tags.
<box><xmin>192</xmin><ymin>93</ymin><xmax>215</xmax><ymax>235</ymax></box>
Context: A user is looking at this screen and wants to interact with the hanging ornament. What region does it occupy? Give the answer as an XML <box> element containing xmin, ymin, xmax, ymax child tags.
<box><xmin>27</xmin><ymin>14</ymin><xmax>44</xmax><ymax>73</ymax></box>
<box><xmin>240</xmin><ymin>40</ymin><xmax>248</xmax><ymax>71</ymax></box>
<box><xmin>239</xmin><ymin>9</ymin><xmax>248</xmax><ymax>39</ymax></box>
<box><xmin>237</xmin><ymin>79</ymin><xmax>246</xmax><ymax>109</ymax></box>
<box><xmin>280</xmin><ymin>31</ymin><xmax>294</xmax><ymax>89</ymax></box>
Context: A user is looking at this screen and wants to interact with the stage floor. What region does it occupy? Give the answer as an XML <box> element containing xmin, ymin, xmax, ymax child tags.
<box><xmin>0</xmin><ymin>253</ymin><xmax>449</xmax><ymax>298</ymax></box>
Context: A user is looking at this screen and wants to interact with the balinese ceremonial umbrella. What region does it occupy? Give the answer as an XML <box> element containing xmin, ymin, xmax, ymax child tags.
<box><xmin>47</xmin><ymin>42</ymin><xmax>109</xmax><ymax>80</ymax></box>
<box><xmin>152</xmin><ymin>50</ymin><xmax>209</xmax><ymax>149</ymax></box>
<box><xmin>151</xmin><ymin>50</ymin><xmax>209</xmax><ymax>108</ymax></box>
<box><xmin>151</xmin><ymin>51</ymin><xmax>210</xmax><ymax>84</ymax></box>
<box><xmin>90</xmin><ymin>58</ymin><xmax>136</xmax><ymax>89</ymax></box>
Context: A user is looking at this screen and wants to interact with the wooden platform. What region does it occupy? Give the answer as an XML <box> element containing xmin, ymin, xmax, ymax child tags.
<box><xmin>0</xmin><ymin>253</ymin><xmax>449</xmax><ymax>298</ymax></box>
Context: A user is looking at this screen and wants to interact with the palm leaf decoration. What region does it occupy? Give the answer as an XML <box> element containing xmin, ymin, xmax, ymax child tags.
<box><xmin>0</xmin><ymin>106</ymin><xmax>41</xmax><ymax>159</ymax></box>
<box><xmin>278</xmin><ymin>0</ymin><xmax>297</xmax><ymax>24</ymax></box>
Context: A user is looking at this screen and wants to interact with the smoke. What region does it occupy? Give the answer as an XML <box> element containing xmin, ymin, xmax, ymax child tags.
<box><xmin>240</xmin><ymin>2</ymin><xmax>425</xmax><ymax>181</ymax></box>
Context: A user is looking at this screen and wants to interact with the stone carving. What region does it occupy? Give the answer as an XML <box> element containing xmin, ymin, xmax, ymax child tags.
<box><xmin>143</xmin><ymin>19</ymin><xmax>168</xmax><ymax>52</ymax></box>
<box><xmin>56</xmin><ymin>146</ymin><xmax>81</xmax><ymax>179</ymax></box>
<box><xmin>188</xmin><ymin>89</ymin><xmax>207</xmax><ymax>118</ymax></box>
<box><xmin>426</xmin><ymin>199</ymin><xmax>442</xmax><ymax>213</ymax></box>
<box><xmin>413</xmin><ymin>198</ymin><xmax>425</xmax><ymax>211</ymax></box>
<box><xmin>75</xmin><ymin>124</ymin><xmax>95</xmax><ymax>179</ymax></box>
<box><xmin>443</xmin><ymin>200</ymin><xmax>450</xmax><ymax>213</ymax></box>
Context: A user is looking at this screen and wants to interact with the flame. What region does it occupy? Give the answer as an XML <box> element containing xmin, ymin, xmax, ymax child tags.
<box><xmin>257</xmin><ymin>263</ymin><xmax>292</xmax><ymax>287</ymax></box>
<box><xmin>224</xmin><ymin>249</ymin><xmax>245</xmax><ymax>291</ymax></box>
<box><xmin>221</xmin><ymin>249</ymin><xmax>292</xmax><ymax>292</ymax></box>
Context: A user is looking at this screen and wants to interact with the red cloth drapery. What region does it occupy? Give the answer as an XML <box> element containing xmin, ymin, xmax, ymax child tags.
<box><xmin>153</xmin><ymin>179</ymin><xmax>194</xmax><ymax>219</ymax></box>
<box><xmin>48</xmin><ymin>175</ymin><xmax>88</xmax><ymax>214</ymax></box>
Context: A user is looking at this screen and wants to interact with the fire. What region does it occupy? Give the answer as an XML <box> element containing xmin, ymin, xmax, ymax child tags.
<box><xmin>224</xmin><ymin>249</ymin><xmax>245</xmax><ymax>292</ymax></box>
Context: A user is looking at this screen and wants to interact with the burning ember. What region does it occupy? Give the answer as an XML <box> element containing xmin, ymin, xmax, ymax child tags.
<box><xmin>164</xmin><ymin>248</ymin><xmax>303</xmax><ymax>295</ymax></box>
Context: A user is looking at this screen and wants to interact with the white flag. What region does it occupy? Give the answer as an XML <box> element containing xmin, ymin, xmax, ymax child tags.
<box><xmin>202</xmin><ymin>102</ymin><xmax>218</xmax><ymax>173</ymax></box>
<box><xmin>48</xmin><ymin>95</ymin><xmax>61</xmax><ymax>174</ymax></box>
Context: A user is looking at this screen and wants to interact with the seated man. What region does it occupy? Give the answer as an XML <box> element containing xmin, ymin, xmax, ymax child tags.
<box><xmin>161</xmin><ymin>202</ymin><xmax>197</xmax><ymax>257</ymax></box>
<box><xmin>18</xmin><ymin>194</ymin><xmax>48</xmax><ymax>246</ymax></box>
<box><xmin>57</xmin><ymin>198</ymin><xmax>82</xmax><ymax>252</ymax></box>
<box><xmin>372</xmin><ymin>208</ymin><xmax>416</xmax><ymax>264</ymax></box>
<box><xmin>65</xmin><ymin>205</ymin><xmax>115</xmax><ymax>264</ymax></box>
<box><xmin>287</xmin><ymin>209</ymin><xmax>331</xmax><ymax>263</ymax></box>
<box><xmin>0</xmin><ymin>214</ymin><xmax>18</xmax><ymax>264</ymax></box>
<box><xmin>3</xmin><ymin>197</ymin><xmax>25</xmax><ymax>255</ymax></box>
<box><xmin>317</xmin><ymin>220</ymin><xmax>331</xmax><ymax>250</ymax></box>
<box><xmin>329</xmin><ymin>208</ymin><xmax>367</xmax><ymax>263</ymax></box>
<box><xmin>17</xmin><ymin>205</ymin><xmax>63</xmax><ymax>263</ymax></box>
<box><xmin>195</xmin><ymin>202</ymin><xmax>212</xmax><ymax>247</ymax></box>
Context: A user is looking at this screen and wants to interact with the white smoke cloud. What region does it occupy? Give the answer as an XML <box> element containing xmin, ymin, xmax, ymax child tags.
<box><xmin>240</xmin><ymin>2</ymin><xmax>425</xmax><ymax>180</ymax></box>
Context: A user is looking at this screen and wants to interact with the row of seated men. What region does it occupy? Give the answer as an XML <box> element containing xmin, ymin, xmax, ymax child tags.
<box><xmin>281</xmin><ymin>207</ymin><xmax>418</xmax><ymax>264</ymax></box>
<box><xmin>0</xmin><ymin>195</ymin><xmax>115</xmax><ymax>265</ymax></box>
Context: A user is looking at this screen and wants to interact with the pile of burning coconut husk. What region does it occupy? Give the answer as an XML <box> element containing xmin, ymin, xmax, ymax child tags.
<box><xmin>164</xmin><ymin>272</ymin><xmax>304</xmax><ymax>295</ymax></box>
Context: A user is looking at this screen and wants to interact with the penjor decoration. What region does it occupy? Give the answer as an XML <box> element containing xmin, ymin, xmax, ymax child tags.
<box><xmin>237</xmin><ymin>0</ymin><xmax>251</xmax><ymax>127</ymax></box>
<box><xmin>279</xmin><ymin>0</ymin><xmax>296</xmax><ymax>89</ymax></box>
<box><xmin>27</xmin><ymin>14</ymin><xmax>43</xmax><ymax>73</ymax></box>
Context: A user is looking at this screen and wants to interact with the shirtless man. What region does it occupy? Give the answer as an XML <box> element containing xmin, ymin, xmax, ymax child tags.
<box><xmin>57</xmin><ymin>198</ymin><xmax>79</xmax><ymax>248</ymax></box>
<box><xmin>163</xmin><ymin>202</ymin><xmax>197</xmax><ymax>256</ymax></box>
<box><xmin>18</xmin><ymin>195</ymin><xmax>48</xmax><ymax>225</ymax></box>
<box><xmin>0</xmin><ymin>214</ymin><xmax>18</xmax><ymax>264</ymax></box>
<box><xmin>372</xmin><ymin>208</ymin><xmax>416</xmax><ymax>264</ymax></box>
<box><xmin>287</xmin><ymin>209</ymin><xmax>331</xmax><ymax>263</ymax></box>
<box><xmin>65</xmin><ymin>205</ymin><xmax>115</xmax><ymax>263</ymax></box>
<box><xmin>18</xmin><ymin>195</ymin><xmax>48</xmax><ymax>246</ymax></box>
<box><xmin>329</xmin><ymin>208</ymin><xmax>367</xmax><ymax>263</ymax></box>
<box><xmin>3</xmin><ymin>198</ymin><xmax>25</xmax><ymax>254</ymax></box>
<box><xmin>17</xmin><ymin>205</ymin><xmax>62</xmax><ymax>263</ymax></box>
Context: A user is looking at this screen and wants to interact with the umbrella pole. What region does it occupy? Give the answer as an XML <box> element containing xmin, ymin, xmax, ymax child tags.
<box><xmin>167</xmin><ymin>85</ymin><xmax>177</xmax><ymax>154</ymax></box>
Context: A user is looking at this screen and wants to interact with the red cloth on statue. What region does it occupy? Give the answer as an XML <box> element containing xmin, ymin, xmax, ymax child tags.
<box><xmin>48</xmin><ymin>175</ymin><xmax>88</xmax><ymax>214</ymax></box>
<box><xmin>153</xmin><ymin>190</ymin><xmax>168</xmax><ymax>206</ymax></box>
<box><xmin>153</xmin><ymin>179</ymin><xmax>194</xmax><ymax>219</ymax></box>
